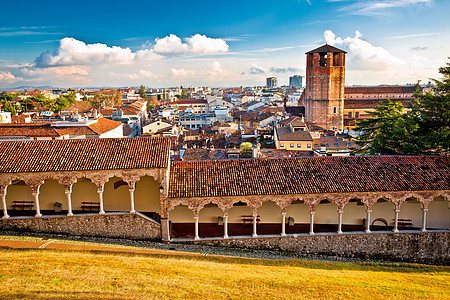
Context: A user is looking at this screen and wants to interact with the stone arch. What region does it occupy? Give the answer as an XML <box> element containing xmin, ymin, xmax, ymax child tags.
<box><xmin>398</xmin><ymin>196</ymin><xmax>422</xmax><ymax>229</ymax></box>
<box><xmin>71</xmin><ymin>177</ymin><xmax>98</xmax><ymax>214</ymax></box>
<box><xmin>371</xmin><ymin>197</ymin><xmax>394</xmax><ymax>231</ymax></box>
<box><xmin>426</xmin><ymin>194</ymin><xmax>449</xmax><ymax>229</ymax></box>
<box><xmin>341</xmin><ymin>197</ymin><xmax>366</xmax><ymax>232</ymax></box>
<box><xmin>135</xmin><ymin>175</ymin><xmax>161</xmax><ymax>215</ymax></box>
<box><xmin>257</xmin><ymin>200</ymin><xmax>282</xmax><ymax>235</ymax></box>
<box><xmin>198</xmin><ymin>203</ymin><xmax>223</xmax><ymax>238</ymax></box>
<box><xmin>169</xmin><ymin>204</ymin><xmax>195</xmax><ymax>239</ymax></box>
<box><xmin>103</xmin><ymin>176</ymin><xmax>131</xmax><ymax>212</ymax></box>
<box><xmin>5</xmin><ymin>179</ymin><xmax>34</xmax><ymax>217</ymax></box>
<box><xmin>286</xmin><ymin>199</ymin><xmax>309</xmax><ymax>234</ymax></box>
<box><xmin>39</xmin><ymin>179</ymin><xmax>66</xmax><ymax>215</ymax></box>
<box><xmin>227</xmin><ymin>200</ymin><xmax>253</xmax><ymax>236</ymax></box>
<box><xmin>314</xmin><ymin>198</ymin><xmax>338</xmax><ymax>233</ymax></box>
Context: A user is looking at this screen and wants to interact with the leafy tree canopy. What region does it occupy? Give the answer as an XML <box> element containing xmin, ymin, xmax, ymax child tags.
<box><xmin>354</xmin><ymin>59</ymin><xmax>450</xmax><ymax>155</ymax></box>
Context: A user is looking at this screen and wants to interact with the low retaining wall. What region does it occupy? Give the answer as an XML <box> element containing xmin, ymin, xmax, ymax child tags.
<box><xmin>0</xmin><ymin>213</ymin><xmax>161</xmax><ymax>240</ymax></box>
<box><xmin>191</xmin><ymin>232</ymin><xmax>449</xmax><ymax>265</ymax></box>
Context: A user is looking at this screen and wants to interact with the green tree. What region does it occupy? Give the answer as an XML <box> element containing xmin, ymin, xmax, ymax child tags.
<box><xmin>1</xmin><ymin>100</ymin><xmax>17</xmax><ymax>115</ymax></box>
<box><xmin>240</xmin><ymin>142</ymin><xmax>253</xmax><ymax>157</ymax></box>
<box><xmin>139</xmin><ymin>85</ymin><xmax>148</xmax><ymax>100</ymax></box>
<box><xmin>354</xmin><ymin>59</ymin><xmax>450</xmax><ymax>155</ymax></box>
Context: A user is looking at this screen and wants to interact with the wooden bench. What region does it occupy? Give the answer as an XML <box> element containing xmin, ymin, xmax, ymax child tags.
<box><xmin>396</xmin><ymin>218</ymin><xmax>413</xmax><ymax>228</ymax></box>
<box><xmin>241</xmin><ymin>215</ymin><xmax>260</xmax><ymax>224</ymax></box>
<box><xmin>11</xmin><ymin>200</ymin><xmax>34</xmax><ymax>210</ymax></box>
<box><xmin>81</xmin><ymin>202</ymin><xmax>100</xmax><ymax>212</ymax></box>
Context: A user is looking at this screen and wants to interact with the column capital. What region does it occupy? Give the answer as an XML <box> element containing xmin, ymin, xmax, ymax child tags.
<box><xmin>422</xmin><ymin>208</ymin><xmax>429</xmax><ymax>212</ymax></box>
<box><xmin>366</xmin><ymin>209</ymin><xmax>372</xmax><ymax>213</ymax></box>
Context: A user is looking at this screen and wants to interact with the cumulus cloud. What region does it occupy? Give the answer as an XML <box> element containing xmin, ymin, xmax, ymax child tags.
<box><xmin>153</xmin><ymin>34</ymin><xmax>228</xmax><ymax>56</ymax></box>
<box><xmin>248</xmin><ymin>64</ymin><xmax>267</xmax><ymax>74</ymax></box>
<box><xmin>0</xmin><ymin>71</ymin><xmax>22</xmax><ymax>83</ymax></box>
<box><xmin>35</xmin><ymin>37</ymin><xmax>159</xmax><ymax>68</ymax></box>
<box><xmin>324</xmin><ymin>30</ymin><xmax>403</xmax><ymax>70</ymax></box>
<box><xmin>35</xmin><ymin>34</ymin><xmax>229</xmax><ymax>68</ymax></box>
<box><xmin>171</xmin><ymin>68</ymin><xmax>195</xmax><ymax>78</ymax></box>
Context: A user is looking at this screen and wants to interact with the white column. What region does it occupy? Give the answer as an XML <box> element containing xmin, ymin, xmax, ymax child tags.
<box><xmin>1</xmin><ymin>190</ymin><xmax>9</xmax><ymax>219</ymax></box>
<box><xmin>309</xmin><ymin>210</ymin><xmax>315</xmax><ymax>235</ymax></box>
<box><xmin>337</xmin><ymin>210</ymin><xmax>343</xmax><ymax>234</ymax></box>
<box><xmin>252</xmin><ymin>213</ymin><xmax>258</xmax><ymax>237</ymax></box>
<box><xmin>281</xmin><ymin>211</ymin><xmax>286</xmax><ymax>236</ymax></box>
<box><xmin>365</xmin><ymin>209</ymin><xmax>372</xmax><ymax>233</ymax></box>
<box><xmin>421</xmin><ymin>208</ymin><xmax>428</xmax><ymax>232</ymax></box>
<box><xmin>98</xmin><ymin>188</ymin><xmax>105</xmax><ymax>215</ymax></box>
<box><xmin>129</xmin><ymin>187</ymin><xmax>136</xmax><ymax>214</ymax></box>
<box><xmin>393</xmin><ymin>209</ymin><xmax>400</xmax><ymax>232</ymax></box>
<box><xmin>65</xmin><ymin>189</ymin><xmax>73</xmax><ymax>217</ymax></box>
<box><xmin>223</xmin><ymin>214</ymin><xmax>229</xmax><ymax>239</ymax></box>
<box><xmin>194</xmin><ymin>216</ymin><xmax>199</xmax><ymax>240</ymax></box>
<box><xmin>33</xmin><ymin>192</ymin><xmax>42</xmax><ymax>218</ymax></box>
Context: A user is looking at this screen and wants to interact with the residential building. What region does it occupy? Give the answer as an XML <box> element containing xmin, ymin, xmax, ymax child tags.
<box><xmin>274</xmin><ymin>120</ymin><xmax>314</xmax><ymax>151</ymax></box>
<box><xmin>289</xmin><ymin>75</ymin><xmax>303</xmax><ymax>88</ymax></box>
<box><xmin>266</xmin><ymin>77</ymin><xmax>278</xmax><ymax>88</ymax></box>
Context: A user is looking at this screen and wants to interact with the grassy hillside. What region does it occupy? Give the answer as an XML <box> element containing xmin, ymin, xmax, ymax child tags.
<box><xmin>0</xmin><ymin>245</ymin><xmax>449</xmax><ymax>299</ymax></box>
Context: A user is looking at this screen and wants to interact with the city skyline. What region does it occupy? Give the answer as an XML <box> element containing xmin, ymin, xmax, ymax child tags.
<box><xmin>0</xmin><ymin>0</ymin><xmax>449</xmax><ymax>88</ymax></box>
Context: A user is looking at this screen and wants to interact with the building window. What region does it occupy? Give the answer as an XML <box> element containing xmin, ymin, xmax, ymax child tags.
<box><xmin>280</xmin><ymin>143</ymin><xmax>284</xmax><ymax>148</ymax></box>
<box><xmin>290</xmin><ymin>143</ymin><xmax>294</xmax><ymax>148</ymax></box>
<box><xmin>307</xmin><ymin>143</ymin><xmax>312</xmax><ymax>148</ymax></box>
<box><xmin>333</xmin><ymin>107</ymin><xmax>337</xmax><ymax>114</ymax></box>
<box><xmin>355</xmin><ymin>112</ymin><xmax>359</xmax><ymax>118</ymax></box>
<box><xmin>297</xmin><ymin>143</ymin><xmax>301</xmax><ymax>148</ymax></box>
<box><xmin>348</xmin><ymin>112</ymin><xmax>352</xmax><ymax>118</ymax></box>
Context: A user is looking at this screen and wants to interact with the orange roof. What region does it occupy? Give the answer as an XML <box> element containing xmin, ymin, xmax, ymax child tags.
<box><xmin>169</xmin><ymin>156</ymin><xmax>450</xmax><ymax>198</ymax></box>
<box><xmin>0</xmin><ymin>123</ymin><xmax>63</xmax><ymax>138</ymax></box>
<box><xmin>53</xmin><ymin>118</ymin><xmax>122</xmax><ymax>136</ymax></box>
<box><xmin>0</xmin><ymin>137</ymin><xmax>170</xmax><ymax>173</ymax></box>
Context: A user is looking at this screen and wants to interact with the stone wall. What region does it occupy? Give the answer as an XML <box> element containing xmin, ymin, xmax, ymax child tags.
<box><xmin>191</xmin><ymin>232</ymin><xmax>449</xmax><ymax>265</ymax></box>
<box><xmin>0</xmin><ymin>213</ymin><xmax>161</xmax><ymax>240</ymax></box>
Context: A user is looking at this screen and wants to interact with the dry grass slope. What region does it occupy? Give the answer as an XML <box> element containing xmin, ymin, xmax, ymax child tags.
<box><xmin>0</xmin><ymin>247</ymin><xmax>449</xmax><ymax>299</ymax></box>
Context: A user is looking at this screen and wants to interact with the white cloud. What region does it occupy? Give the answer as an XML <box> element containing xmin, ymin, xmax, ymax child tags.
<box><xmin>324</xmin><ymin>30</ymin><xmax>403</xmax><ymax>70</ymax></box>
<box><xmin>0</xmin><ymin>71</ymin><xmax>22</xmax><ymax>83</ymax></box>
<box><xmin>249</xmin><ymin>63</ymin><xmax>267</xmax><ymax>74</ymax></box>
<box><xmin>153</xmin><ymin>34</ymin><xmax>228</xmax><ymax>56</ymax></box>
<box><xmin>35</xmin><ymin>37</ymin><xmax>160</xmax><ymax>68</ymax></box>
<box><xmin>340</xmin><ymin>0</ymin><xmax>432</xmax><ymax>16</ymax></box>
<box><xmin>171</xmin><ymin>68</ymin><xmax>195</xmax><ymax>78</ymax></box>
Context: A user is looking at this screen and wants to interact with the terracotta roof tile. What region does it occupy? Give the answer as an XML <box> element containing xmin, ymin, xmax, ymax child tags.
<box><xmin>169</xmin><ymin>156</ymin><xmax>450</xmax><ymax>198</ymax></box>
<box><xmin>0</xmin><ymin>137</ymin><xmax>170</xmax><ymax>173</ymax></box>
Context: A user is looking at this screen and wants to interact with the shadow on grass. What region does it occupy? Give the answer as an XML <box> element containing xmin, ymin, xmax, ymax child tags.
<box><xmin>1</xmin><ymin>247</ymin><xmax>448</xmax><ymax>274</ymax></box>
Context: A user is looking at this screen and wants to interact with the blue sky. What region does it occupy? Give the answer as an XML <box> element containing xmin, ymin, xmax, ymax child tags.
<box><xmin>0</xmin><ymin>0</ymin><xmax>449</xmax><ymax>88</ymax></box>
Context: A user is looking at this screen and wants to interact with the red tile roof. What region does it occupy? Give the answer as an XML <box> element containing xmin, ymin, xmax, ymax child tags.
<box><xmin>306</xmin><ymin>44</ymin><xmax>346</xmax><ymax>54</ymax></box>
<box><xmin>0</xmin><ymin>137</ymin><xmax>170</xmax><ymax>173</ymax></box>
<box><xmin>0</xmin><ymin>123</ymin><xmax>63</xmax><ymax>138</ymax></box>
<box><xmin>169</xmin><ymin>156</ymin><xmax>450</xmax><ymax>198</ymax></box>
<box><xmin>344</xmin><ymin>85</ymin><xmax>420</xmax><ymax>94</ymax></box>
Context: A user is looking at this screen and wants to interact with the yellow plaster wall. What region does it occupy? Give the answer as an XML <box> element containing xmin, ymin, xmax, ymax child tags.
<box><xmin>427</xmin><ymin>200</ymin><xmax>449</xmax><ymax>229</ymax></box>
<box><xmin>342</xmin><ymin>202</ymin><xmax>366</xmax><ymax>225</ymax></box>
<box><xmin>286</xmin><ymin>203</ymin><xmax>310</xmax><ymax>224</ymax></box>
<box><xmin>103</xmin><ymin>177</ymin><xmax>131</xmax><ymax>212</ymax></box>
<box><xmin>199</xmin><ymin>205</ymin><xmax>223</xmax><ymax>223</ymax></box>
<box><xmin>71</xmin><ymin>180</ymin><xmax>98</xmax><ymax>211</ymax></box>
<box><xmin>5</xmin><ymin>184</ymin><xmax>33</xmax><ymax>208</ymax></box>
<box><xmin>228</xmin><ymin>205</ymin><xmax>253</xmax><ymax>223</ymax></box>
<box><xmin>258</xmin><ymin>201</ymin><xmax>282</xmax><ymax>223</ymax></box>
<box><xmin>39</xmin><ymin>179</ymin><xmax>67</xmax><ymax>210</ymax></box>
<box><xmin>315</xmin><ymin>202</ymin><xmax>338</xmax><ymax>224</ymax></box>
<box><xmin>135</xmin><ymin>176</ymin><xmax>161</xmax><ymax>213</ymax></box>
<box><xmin>170</xmin><ymin>205</ymin><xmax>194</xmax><ymax>223</ymax></box>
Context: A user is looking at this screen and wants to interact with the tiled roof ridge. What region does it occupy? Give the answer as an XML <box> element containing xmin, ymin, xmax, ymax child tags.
<box><xmin>169</xmin><ymin>155</ymin><xmax>450</xmax><ymax>198</ymax></box>
<box><xmin>0</xmin><ymin>137</ymin><xmax>171</xmax><ymax>173</ymax></box>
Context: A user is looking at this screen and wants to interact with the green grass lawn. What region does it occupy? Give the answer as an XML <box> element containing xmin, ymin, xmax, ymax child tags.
<box><xmin>0</xmin><ymin>244</ymin><xmax>449</xmax><ymax>299</ymax></box>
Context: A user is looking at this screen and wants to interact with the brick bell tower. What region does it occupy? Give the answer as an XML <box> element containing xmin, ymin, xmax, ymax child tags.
<box><xmin>303</xmin><ymin>44</ymin><xmax>346</xmax><ymax>131</ymax></box>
